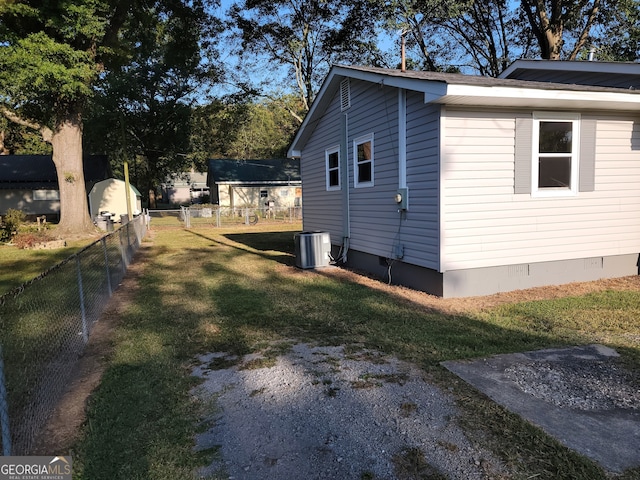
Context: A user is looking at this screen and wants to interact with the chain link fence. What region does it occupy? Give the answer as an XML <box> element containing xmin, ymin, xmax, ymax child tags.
<box><xmin>147</xmin><ymin>205</ymin><xmax>302</xmax><ymax>228</ymax></box>
<box><xmin>0</xmin><ymin>214</ymin><xmax>148</xmax><ymax>456</ymax></box>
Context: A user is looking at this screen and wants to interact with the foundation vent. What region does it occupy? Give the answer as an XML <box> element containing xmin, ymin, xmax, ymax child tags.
<box><xmin>508</xmin><ymin>264</ymin><xmax>530</xmax><ymax>277</ymax></box>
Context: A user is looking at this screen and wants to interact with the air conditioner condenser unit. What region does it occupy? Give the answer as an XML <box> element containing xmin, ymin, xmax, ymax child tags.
<box><xmin>294</xmin><ymin>231</ymin><xmax>331</xmax><ymax>268</ymax></box>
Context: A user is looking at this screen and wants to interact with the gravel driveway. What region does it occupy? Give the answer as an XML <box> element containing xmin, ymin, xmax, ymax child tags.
<box><xmin>192</xmin><ymin>342</ymin><xmax>507</xmax><ymax>480</ymax></box>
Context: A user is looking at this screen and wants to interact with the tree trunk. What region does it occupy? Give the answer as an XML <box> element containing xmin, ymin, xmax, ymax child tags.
<box><xmin>50</xmin><ymin>114</ymin><xmax>95</xmax><ymax>234</ymax></box>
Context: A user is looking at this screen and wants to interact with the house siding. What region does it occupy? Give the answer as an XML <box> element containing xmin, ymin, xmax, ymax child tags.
<box><xmin>300</xmin><ymin>87</ymin><xmax>344</xmax><ymax>241</ymax></box>
<box><xmin>401</xmin><ymin>92</ymin><xmax>440</xmax><ymax>270</ymax></box>
<box><xmin>0</xmin><ymin>190</ymin><xmax>60</xmax><ymax>217</ymax></box>
<box><xmin>346</xmin><ymin>79</ymin><xmax>402</xmax><ymax>257</ymax></box>
<box><xmin>441</xmin><ymin>109</ymin><xmax>640</xmax><ymax>271</ymax></box>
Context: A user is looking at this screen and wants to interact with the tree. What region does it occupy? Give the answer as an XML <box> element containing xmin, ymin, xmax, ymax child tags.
<box><xmin>520</xmin><ymin>0</ymin><xmax>602</xmax><ymax>60</ymax></box>
<box><xmin>0</xmin><ymin>117</ymin><xmax>51</xmax><ymax>154</ymax></box>
<box><xmin>191</xmin><ymin>94</ymin><xmax>303</xmax><ymax>160</ymax></box>
<box><xmin>591</xmin><ymin>0</ymin><xmax>640</xmax><ymax>60</ymax></box>
<box><xmin>382</xmin><ymin>0</ymin><xmax>466</xmax><ymax>71</ymax></box>
<box><xmin>0</xmin><ymin>1</ymin><xmax>108</xmax><ymax>233</ymax></box>
<box><xmin>227</xmin><ymin>0</ymin><xmax>383</xmax><ymax>115</ymax></box>
<box><xmin>439</xmin><ymin>0</ymin><xmax>519</xmax><ymax>76</ymax></box>
<box><xmin>382</xmin><ymin>1</ymin><xmax>523</xmax><ymax>75</ymax></box>
<box><xmin>84</xmin><ymin>0</ymin><xmax>221</xmax><ymax>208</ymax></box>
<box><xmin>0</xmin><ymin>0</ymin><xmax>217</xmax><ymax>232</ymax></box>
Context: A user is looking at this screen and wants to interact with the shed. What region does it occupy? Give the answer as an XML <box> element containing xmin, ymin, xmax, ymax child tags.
<box><xmin>288</xmin><ymin>62</ymin><xmax>640</xmax><ymax>297</ymax></box>
<box><xmin>0</xmin><ymin>155</ymin><xmax>111</xmax><ymax>218</ymax></box>
<box><xmin>207</xmin><ymin>159</ymin><xmax>301</xmax><ymax>208</ymax></box>
<box><xmin>88</xmin><ymin>178</ymin><xmax>142</xmax><ymax>221</ymax></box>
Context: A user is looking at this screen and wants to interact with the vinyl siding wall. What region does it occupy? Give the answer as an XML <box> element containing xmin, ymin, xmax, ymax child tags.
<box><xmin>400</xmin><ymin>92</ymin><xmax>440</xmax><ymax>270</ymax></box>
<box><xmin>300</xmin><ymin>80</ymin><xmax>442</xmax><ymax>270</ymax></box>
<box><xmin>346</xmin><ymin>79</ymin><xmax>402</xmax><ymax>257</ymax></box>
<box><xmin>441</xmin><ymin>109</ymin><xmax>640</xmax><ymax>271</ymax></box>
<box><xmin>299</xmin><ymin>89</ymin><xmax>344</xmax><ymax>240</ymax></box>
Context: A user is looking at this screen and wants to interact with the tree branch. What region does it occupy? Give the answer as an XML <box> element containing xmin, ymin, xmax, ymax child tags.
<box><xmin>569</xmin><ymin>0</ymin><xmax>601</xmax><ymax>59</ymax></box>
<box><xmin>1</xmin><ymin>107</ymin><xmax>54</xmax><ymax>143</ymax></box>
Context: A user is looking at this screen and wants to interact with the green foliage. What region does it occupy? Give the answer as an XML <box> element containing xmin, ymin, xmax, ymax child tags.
<box><xmin>0</xmin><ymin>0</ymin><xmax>107</xmax><ymax>125</ymax></box>
<box><xmin>0</xmin><ymin>116</ymin><xmax>51</xmax><ymax>154</ymax></box>
<box><xmin>83</xmin><ymin>0</ymin><xmax>223</xmax><ymax>200</ymax></box>
<box><xmin>191</xmin><ymin>95</ymin><xmax>303</xmax><ymax>160</ymax></box>
<box><xmin>0</xmin><ymin>208</ymin><xmax>26</xmax><ymax>241</ymax></box>
<box><xmin>593</xmin><ymin>0</ymin><xmax>640</xmax><ymax>61</ymax></box>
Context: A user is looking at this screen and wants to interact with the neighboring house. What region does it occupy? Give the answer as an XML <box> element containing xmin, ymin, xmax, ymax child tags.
<box><xmin>0</xmin><ymin>155</ymin><xmax>111</xmax><ymax>219</ymax></box>
<box><xmin>161</xmin><ymin>171</ymin><xmax>209</xmax><ymax>205</ymax></box>
<box><xmin>288</xmin><ymin>62</ymin><xmax>640</xmax><ymax>297</ymax></box>
<box><xmin>88</xmin><ymin>178</ymin><xmax>142</xmax><ymax>221</ymax></box>
<box><xmin>207</xmin><ymin>159</ymin><xmax>302</xmax><ymax>209</ymax></box>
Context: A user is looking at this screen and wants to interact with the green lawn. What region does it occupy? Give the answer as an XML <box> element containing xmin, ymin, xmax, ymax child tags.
<box><xmin>59</xmin><ymin>224</ymin><xmax>639</xmax><ymax>479</ymax></box>
<box><xmin>0</xmin><ymin>237</ymin><xmax>97</xmax><ymax>295</ymax></box>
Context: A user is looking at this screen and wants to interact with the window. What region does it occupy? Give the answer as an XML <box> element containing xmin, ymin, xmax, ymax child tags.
<box><xmin>325</xmin><ymin>146</ymin><xmax>340</xmax><ymax>190</ymax></box>
<box><xmin>531</xmin><ymin>113</ymin><xmax>580</xmax><ymax>196</ymax></box>
<box><xmin>33</xmin><ymin>190</ymin><xmax>59</xmax><ymax>201</ymax></box>
<box><xmin>354</xmin><ymin>134</ymin><xmax>374</xmax><ymax>188</ymax></box>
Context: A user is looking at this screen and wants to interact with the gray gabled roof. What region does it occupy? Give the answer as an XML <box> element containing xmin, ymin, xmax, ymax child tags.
<box><xmin>0</xmin><ymin>155</ymin><xmax>111</xmax><ymax>190</ymax></box>
<box><xmin>289</xmin><ymin>64</ymin><xmax>640</xmax><ymax>157</ymax></box>
<box><xmin>499</xmin><ymin>59</ymin><xmax>640</xmax><ymax>90</ymax></box>
<box><xmin>207</xmin><ymin>159</ymin><xmax>301</xmax><ymax>186</ymax></box>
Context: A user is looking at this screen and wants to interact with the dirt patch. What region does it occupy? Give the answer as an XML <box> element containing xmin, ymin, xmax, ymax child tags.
<box><xmin>306</xmin><ymin>265</ymin><xmax>640</xmax><ymax>315</ymax></box>
<box><xmin>31</xmin><ymin>243</ymin><xmax>151</xmax><ymax>455</ymax></box>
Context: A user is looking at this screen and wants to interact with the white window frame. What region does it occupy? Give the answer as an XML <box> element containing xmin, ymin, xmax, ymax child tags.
<box><xmin>531</xmin><ymin>112</ymin><xmax>580</xmax><ymax>198</ymax></box>
<box><xmin>325</xmin><ymin>145</ymin><xmax>341</xmax><ymax>191</ymax></box>
<box><xmin>353</xmin><ymin>133</ymin><xmax>374</xmax><ymax>188</ymax></box>
<box><xmin>32</xmin><ymin>189</ymin><xmax>60</xmax><ymax>201</ymax></box>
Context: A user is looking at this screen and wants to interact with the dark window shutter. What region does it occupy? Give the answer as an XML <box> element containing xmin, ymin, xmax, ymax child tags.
<box><xmin>579</xmin><ymin>117</ymin><xmax>597</xmax><ymax>192</ymax></box>
<box><xmin>514</xmin><ymin>115</ymin><xmax>532</xmax><ymax>194</ymax></box>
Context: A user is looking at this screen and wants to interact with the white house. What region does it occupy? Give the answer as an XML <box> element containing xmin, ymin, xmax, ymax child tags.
<box><xmin>288</xmin><ymin>62</ymin><xmax>640</xmax><ymax>297</ymax></box>
<box><xmin>207</xmin><ymin>159</ymin><xmax>301</xmax><ymax>209</ymax></box>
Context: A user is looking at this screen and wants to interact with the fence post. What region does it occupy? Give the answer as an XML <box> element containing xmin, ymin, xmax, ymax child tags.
<box><xmin>244</xmin><ymin>208</ymin><xmax>249</xmax><ymax>225</ymax></box>
<box><xmin>0</xmin><ymin>345</ymin><xmax>11</xmax><ymax>456</ymax></box>
<box><xmin>216</xmin><ymin>207</ymin><xmax>221</xmax><ymax>228</ymax></box>
<box><xmin>126</xmin><ymin>222</ymin><xmax>132</xmax><ymax>264</ymax></box>
<box><xmin>76</xmin><ymin>257</ymin><xmax>89</xmax><ymax>343</ymax></box>
<box><xmin>101</xmin><ymin>237</ymin><xmax>113</xmax><ymax>297</ymax></box>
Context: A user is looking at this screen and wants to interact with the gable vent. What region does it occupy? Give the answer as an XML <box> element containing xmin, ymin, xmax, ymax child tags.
<box><xmin>340</xmin><ymin>78</ymin><xmax>351</xmax><ymax>111</ymax></box>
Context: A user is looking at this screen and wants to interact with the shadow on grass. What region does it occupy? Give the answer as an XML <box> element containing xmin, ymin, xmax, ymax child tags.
<box><xmin>185</xmin><ymin>229</ymin><xmax>297</xmax><ymax>266</ymax></box>
<box><xmin>73</xmin><ymin>228</ymin><xmax>625</xmax><ymax>480</ymax></box>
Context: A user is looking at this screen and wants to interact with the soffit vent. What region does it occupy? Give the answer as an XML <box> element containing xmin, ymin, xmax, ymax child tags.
<box><xmin>340</xmin><ymin>78</ymin><xmax>351</xmax><ymax>111</ymax></box>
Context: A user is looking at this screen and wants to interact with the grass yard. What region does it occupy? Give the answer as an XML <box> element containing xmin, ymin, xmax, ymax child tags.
<box><xmin>0</xmin><ymin>236</ymin><xmax>99</xmax><ymax>295</ymax></box>
<box><xmin>57</xmin><ymin>223</ymin><xmax>639</xmax><ymax>479</ymax></box>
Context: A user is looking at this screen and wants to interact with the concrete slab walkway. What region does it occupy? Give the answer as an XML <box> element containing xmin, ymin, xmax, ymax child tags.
<box><xmin>442</xmin><ymin>344</ymin><xmax>640</xmax><ymax>473</ymax></box>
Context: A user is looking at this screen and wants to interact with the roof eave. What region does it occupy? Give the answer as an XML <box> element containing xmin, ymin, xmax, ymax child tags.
<box><xmin>500</xmin><ymin>59</ymin><xmax>640</xmax><ymax>79</ymax></box>
<box><xmin>288</xmin><ymin>65</ymin><xmax>447</xmax><ymax>156</ymax></box>
<box><xmin>432</xmin><ymin>84</ymin><xmax>640</xmax><ymax>111</ymax></box>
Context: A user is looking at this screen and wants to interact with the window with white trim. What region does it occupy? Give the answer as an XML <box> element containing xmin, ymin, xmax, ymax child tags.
<box><xmin>531</xmin><ymin>113</ymin><xmax>580</xmax><ymax>196</ymax></box>
<box><xmin>354</xmin><ymin>133</ymin><xmax>374</xmax><ymax>188</ymax></box>
<box><xmin>325</xmin><ymin>146</ymin><xmax>340</xmax><ymax>190</ymax></box>
<box><xmin>33</xmin><ymin>189</ymin><xmax>60</xmax><ymax>201</ymax></box>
